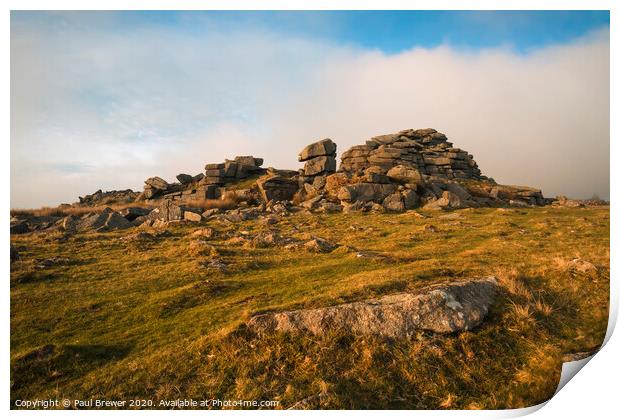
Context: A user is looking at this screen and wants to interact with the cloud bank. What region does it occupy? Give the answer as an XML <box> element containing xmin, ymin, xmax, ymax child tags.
<box><xmin>11</xmin><ymin>18</ymin><xmax>609</xmax><ymax>207</ymax></box>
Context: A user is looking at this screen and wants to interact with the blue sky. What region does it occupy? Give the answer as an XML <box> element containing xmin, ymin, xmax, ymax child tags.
<box><xmin>11</xmin><ymin>11</ymin><xmax>610</xmax><ymax>207</ymax></box>
<box><xmin>14</xmin><ymin>10</ymin><xmax>610</xmax><ymax>53</ymax></box>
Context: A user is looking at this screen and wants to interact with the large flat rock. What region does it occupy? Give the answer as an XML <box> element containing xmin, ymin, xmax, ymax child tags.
<box><xmin>248</xmin><ymin>277</ymin><xmax>498</xmax><ymax>338</ymax></box>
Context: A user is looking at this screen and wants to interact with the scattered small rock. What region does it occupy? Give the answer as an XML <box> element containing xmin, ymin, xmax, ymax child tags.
<box><xmin>34</xmin><ymin>256</ymin><xmax>71</xmax><ymax>269</ymax></box>
<box><xmin>188</xmin><ymin>240</ymin><xmax>219</xmax><ymax>257</ymax></box>
<box><xmin>424</xmin><ymin>224</ymin><xmax>439</xmax><ymax>233</ymax></box>
<box><xmin>303</xmin><ymin>238</ymin><xmax>337</xmax><ymax>253</ymax></box>
<box><xmin>191</xmin><ymin>227</ymin><xmax>216</xmax><ymax>239</ymax></box>
<box><xmin>567</xmin><ymin>258</ymin><xmax>598</xmax><ymax>273</ymax></box>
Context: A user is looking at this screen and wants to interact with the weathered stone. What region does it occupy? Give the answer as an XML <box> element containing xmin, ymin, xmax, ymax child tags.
<box><xmin>148</xmin><ymin>200</ymin><xmax>184</xmax><ymax>222</ymax></box>
<box><xmin>205</xmin><ymin>163</ymin><xmax>225</xmax><ymax>170</ymax></box>
<box><xmin>365</xmin><ymin>173</ymin><xmax>390</xmax><ymax>183</ymax></box>
<box><xmin>424</xmin><ymin>190</ymin><xmax>464</xmax><ymax>210</ymax></box>
<box><xmin>176</xmin><ymin>173</ymin><xmax>194</xmax><ymax>184</ymax></box>
<box><xmin>205</xmin><ymin>168</ymin><xmax>224</xmax><ymax>177</ymax></box>
<box><xmin>446</xmin><ymin>183</ymin><xmax>472</xmax><ymax>201</ymax></box>
<box><xmin>256</xmin><ymin>175</ymin><xmax>299</xmax><ymax>203</ymax></box>
<box><xmin>119</xmin><ymin>207</ymin><xmax>151</xmax><ymax>221</ymax></box>
<box><xmin>204</xmin><ymin>176</ymin><xmax>225</xmax><ymax>185</ymax></box>
<box><xmin>386</xmin><ymin>165</ymin><xmax>424</xmax><ymax>185</ymax></box>
<box><xmin>342</xmin><ymin>200</ymin><xmax>368</xmax><ymax>213</ymax></box>
<box><xmin>299</xmin><ymin>138</ymin><xmax>337</xmax><ymax>162</ymax></box>
<box><xmin>312</xmin><ymin>175</ymin><xmax>327</xmax><ymax>190</ymax></box>
<box><xmin>183</xmin><ymin>210</ymin><xmax>203</xmax><ymax>222</ymax></box>
<box><xmin>324</xmin><ymin>172</ymin><xmax>352</xmax><ymax>197</ymax></box>
<box><xmin>301</xmin><ymin>195</ymin><xmax>323</xmax><ymax>210</ymax></box>
<box><xmin>303</xmin><ymin>238</ymin><xmax>337</xmax><ymax>253</ymax></box>
<box><xmin>491</xmin><ymin>185</ymin><xmax>544</xmax><ymax>205</ymax></box>
<box><xmin>188</xmin><ymin>240</ymin><xmax>218</xmax><ymax>257</ymax></box>
<box><xmin>76</xmin><ymin>208</ymin><xmax>132</xmax><ymax>232</ymax></box>
<box><xmin>61</xmin><ymin>215</ymin><xmax>79</xmax><ymax>232</ymax></box>
<box><xmin>234</xmin><ymin>156</ymin><xmax>264</xmax><ymax>167</ymax></box>
<box><xmin>102</xmin><ymin>212</ymin><xmax>133</xmax><ymax>230</ymax></box>
<box><xmin>567</xmin><ymin>258</ymin><xmax>598</xmax><ymax>273</ymax></box>
<box><xmin>402</xmin><ymin>190</ymin><xmax>420</xmax><ymax>210</ymax></box>
<box><xmin>191</xmin><ymin>227</ymin><xmax>216</xmax><ymax>239</ymax></box>
<box><xmin>319</xmin><ymin>202</ymin><xmax>343</xmax><ymax>213</ymax></box>
<box><xmin>337</xmin><ymin>183</ymin><xmax>397</xmax><ymax>203</ymax></box>
<box><xmin>79</xmin><ymin>189</ymin><xmax>138</xmax><ymax>205</ymax></box>
<box><xmin>202</xmin><ymin>208</ymin><xmax>221</xmax><ymax>218</ymax></box>
<box><xmin>304</xmin><ymin>156</ymin><xmax>337</xmax><ymax>176</ymax></box>
<box><xmin>223</xmin><ymin>161</ymin><xmax>238</xmax><ymax>177</ymax></box>
<box><xmin>383</xmin><ymin>192</ymin><xmax>405</xmax><ymax>212</ymax></box>
<box><xmin>248</xmin><ymin>277</ymin><xmax>498</xmax><ymax>337</ymax></box>
<box><xmin>145</xmin><ymin>176</ymin><xmax>169</xmax><ymax>191</ymax></box>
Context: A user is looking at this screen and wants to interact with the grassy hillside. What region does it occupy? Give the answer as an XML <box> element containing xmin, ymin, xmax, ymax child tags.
<box><xmin>10</xmin><ymin>206</ymin><xmax>609</xmax><ymax>409</ymax></box>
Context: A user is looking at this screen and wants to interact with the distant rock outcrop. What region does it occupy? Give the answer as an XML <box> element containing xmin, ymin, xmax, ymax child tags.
<box><xmin>78</xmin><ymin>189</ymin><xmax>138</xmax><ymax>206</ymax></box>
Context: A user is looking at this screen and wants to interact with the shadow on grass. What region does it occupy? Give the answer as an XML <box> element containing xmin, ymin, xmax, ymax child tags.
<box><xmin>11</xmin><ymin>343</ymin><xmax>133</xmax><ymax>404</ymax></box>
<box><xmin>159</xmin><ymin>280</ymin><xmax>243</xmax><ymax>319</ymax></box>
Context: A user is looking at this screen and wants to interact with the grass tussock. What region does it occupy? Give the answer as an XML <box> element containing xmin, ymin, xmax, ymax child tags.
<box><xmin>10</xmin><ymin>206</ymin><xmax>609</xmax><ymax>409</ymax></box>
<box><xmin>181</xmin><ymin>197</ymin><xmax>241</xmax><ymax>212</ymax></box>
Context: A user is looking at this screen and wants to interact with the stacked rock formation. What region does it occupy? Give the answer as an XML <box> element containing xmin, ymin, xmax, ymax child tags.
<box><xmin>299</xmin><ymin>139</ymin><xmax>337</xmax><ymax>178</ymax></box>
<box><xmin>139</xmin><ymin>174</ymin><xmax>217</xmax><ymax>202</ymax></box>
<box><xmin>137</xmin><ymin>155</ymin><xmax>265</xmax><ymax>202</ymax></box>
<box><xmin>204</xmin><ymin>156</ymin><xmax>265</xmax><ymax>186</ymax></box>
<box><xmin>340</xmin><ymin>128</ymin><xmax>483</xmax><ymax>180</ymax></box>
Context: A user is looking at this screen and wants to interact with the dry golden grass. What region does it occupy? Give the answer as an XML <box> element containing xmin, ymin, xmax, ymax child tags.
<box><xmin>181</xmin><ymin>197</ymin><xmax>241</xmax><ymax>211</ymax></box>
<box><xmin>10</xmin><ymin>202</ymin><xmax>155</xmax><ymax>218</ymax></box>
<box><xmin>11</xmin><ymin>196</ymin><xmax>242</xmax><ymax>219</ymax></box>
<box><xmin>9</xmin><ymin>206</ymin><xmax>609</xmax><ymax>409</ymax></box>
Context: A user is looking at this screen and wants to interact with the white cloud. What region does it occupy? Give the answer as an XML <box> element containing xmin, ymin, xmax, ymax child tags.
<box><xmin>10</xmin><ymin>20</ymin><xmax>609</xmax><ymax>207</ymax></box>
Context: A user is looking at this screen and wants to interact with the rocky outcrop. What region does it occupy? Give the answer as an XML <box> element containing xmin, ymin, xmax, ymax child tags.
<box><xmin>64</xmin><ymin>127</ymin><xmax>554</xmax><ymax>213</ymax></box>
<box><xmin>340</xmin><ymin>128</ymin><xmax>482</xmax><ymax>180</ymax></box>
<box><xmin>78</xmin><ymin>189</ymin><xmax>138</xmax><ymax>206</ymax></box>
<box><xmin>76</xmin><ymin>208</ymin><xmax>132</xmax><ymax>232</ymax></box>
<box><xmin>204</xmin><ymin>156</ymin><xmax>265</xmax><ymax>186</ymax></box>
<box><xmin>299</xmin><ymin>139</ymin><xmax>337</xmax><ymax>178</ymax></box>
<box><xmin>136</xmin><ymin>156</ymin><xmax>265</xmax><ymax>203</ymax></box>
<box><xmin>248</xmin><ymin>277</ymin><xmax>499</xmax><ymax>338</ymax></box>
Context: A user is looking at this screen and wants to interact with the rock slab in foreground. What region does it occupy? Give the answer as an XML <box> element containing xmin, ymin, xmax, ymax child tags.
<box><xmin>248</xmin><ymin>277</ymin><xmax>498</xmax><ymax>338</ymax></box>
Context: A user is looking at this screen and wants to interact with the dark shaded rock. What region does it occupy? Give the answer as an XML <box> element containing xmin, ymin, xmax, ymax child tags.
<box><xmin>257</xmin><ymin>175</ymin><xmax>299</xmax><ymax>203</ymax></box>
<box><xmin>382</xmin><ymin>192</ymin><xmax>405</xmax><ymax>212</ymax></box>
<box><xmin>119</xmin><ymin>207</ymin><xmax>151</xmax><ymax>221</ymax></box>
<box><xmin>10</xmin><ymin>221</ymin><xmax>30</xmax><ymax>234</ymax></box>
<box><xmin>176</xmin><ymin>173</ymin><xmax>194</xmax><ymax>184</ymax></box>
<box><xmin>10</xmin><ymin>244</ymin><xmax>19</xmax><ymax>263</ymax></box>
<box><xmin>402</xmin><ymin>190</ymin><xmax>421</xmax><ymax>209</ymax></box>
